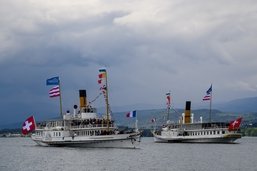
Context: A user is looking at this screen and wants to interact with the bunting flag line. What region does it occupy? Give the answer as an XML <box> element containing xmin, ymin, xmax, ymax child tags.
<box><xmin>203</xmin><ymin>85</ymin><xmax>212</xmax><ymax>101</ymax></box>
<box><xmin>49</xmin><ymin>85</ymin><xmax>60</xmax><ymax>98</ymax></box>
<box><xmin>98</xmin><ymin>68</ymin><xmax>107</xmax><ymax>94</ymax></box>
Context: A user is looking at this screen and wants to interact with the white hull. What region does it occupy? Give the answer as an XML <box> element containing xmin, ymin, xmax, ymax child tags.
<box><xmin>32</xmin><ymin>132</ymin><xmax>141</xmax><ymax>148</ymax></box>
<box><xmin>153</xmin><ymin>132</ymin><xmax>241</xmax><ymax>143</ymax></box>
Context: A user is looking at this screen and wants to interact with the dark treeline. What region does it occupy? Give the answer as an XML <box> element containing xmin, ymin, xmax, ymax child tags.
<box><xmin>0</xmin><ymin>129</ymin><xmax>20</xmax><ymax>134</ymax></box>
<box><xmin>241</xmin><ymin>128</ymin><xmax>257</xmax><ymax>136</ymax></box>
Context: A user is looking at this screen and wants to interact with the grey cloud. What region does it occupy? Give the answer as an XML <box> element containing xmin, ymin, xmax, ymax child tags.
<box><xmin>1</xmin><ymin>0</ymin><xmax>257</xmax><ymax>125</ymax></box>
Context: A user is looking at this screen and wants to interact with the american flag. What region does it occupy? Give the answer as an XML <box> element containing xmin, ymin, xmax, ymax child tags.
<box><xmin>49</xmin><ymin>85</ymin><xmax>60</xmax><ymax>98</ymax></box>
<box><xmin>203</xmin><ymin>85</ymin><xmax>212</xmax><ymax>101</ymax></box>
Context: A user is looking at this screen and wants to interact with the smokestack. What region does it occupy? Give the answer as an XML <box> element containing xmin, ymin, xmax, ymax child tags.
<box><xmin>79</xmin><ymin>90</ymin><xmax>87</xmax><ymax>110</ymax></box>
<box><xmin>184</xmin><ymin>101</ymin><xmax>191</xmax><ymax>124</ymax></box>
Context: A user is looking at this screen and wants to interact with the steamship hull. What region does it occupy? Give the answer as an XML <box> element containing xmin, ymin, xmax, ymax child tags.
<box><xmin>153</xmin><ymin>131</ymin><xmax>241</xmax><ymax>143</ymax></box>
<box><xmin>32</xmin><ymin>132</ymin><xmax>141</xmax><ymax>148</ymax></box>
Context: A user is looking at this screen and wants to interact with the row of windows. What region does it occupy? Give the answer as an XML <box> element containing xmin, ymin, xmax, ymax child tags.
<box><xmin>35</xmin><ymin>132</ymin><xmax>42</xmax><ymax>136</ymax></box>
<box><xmin>36</xmin><ymin>130</ymin><xmax>110</xmax><ymax>138</ymax></box>
<box><xmin>52</xmin><ymin>131</ymin><xmax>100</xmax><ymax>137</ymax></box>
<box><xmin>35</xmin><ymin>131</ymin><xmax>61</xmax><ymax>137</ymax></box>
<box><xmin>191</xmin><ymin>130</ymin><xmax>226</xmax><ymax>136</ymax></box>
<box><xmin>53</xmin><ymin>132</ymin><xmax>62</xmax><ymax>137</ymax></box>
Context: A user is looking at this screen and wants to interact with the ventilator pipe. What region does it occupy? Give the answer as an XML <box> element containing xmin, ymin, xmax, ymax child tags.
<box><xmin>191</xmin><ymin>113</ymin><xmax>194</xmax><ymax>124</ymax></box>
<box><xmin>73</xmin><ymin>105</ymin><xmax>78</xmax><ymax>117</ymax></box>
<box><xmin>200</xmin><ymin>116</ymin><xmax>203</xmax><ymax>123</ymax></box>
<box><xmin>182</xmin><ymin>113</ymin><xmax>185</xmax><ymax>124</ymax></box>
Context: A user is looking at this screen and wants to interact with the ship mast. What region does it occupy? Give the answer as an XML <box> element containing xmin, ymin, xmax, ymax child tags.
<box><xmin>98</xmin><ymin>68</ymin><xmax>110</xmax><ymax>131</ymax></box>
<box><xmin>104</xmin><ymin>70</ymin><xmax>110</xmax><ymax>131</ymax></box>
<box><xmin>166</xmin><ymin>91</ymin><xmax>171</xmax><ymax>122</ymax></box>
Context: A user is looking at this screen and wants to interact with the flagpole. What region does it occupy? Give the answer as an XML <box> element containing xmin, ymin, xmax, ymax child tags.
<box><xmin>58</xmin><ymin>79</ymin><xmax>63</xmax><ymax>117</ymax></box>
<box><xmin>33</xmin><ymin>116</ymin><xmax>37</xmax><ymax>129</ymax></box>
<box><xmin>104</xmin><ymin>70</ymin><xmax>110</xmax><ymax>131</ymax></box>
<box><xmin>166</xmin><ymin>91</ymin><xmax>171</xmax><ymax>122</ymax></box>
<box><xmin>153</xmin><ymin>118</ymin><xmax>156</xmax><ymax>131</ymax></box>
<box><xmin>209</xmin><ymin>87</ymin><xmax>212</xmax><ymax>123</ymax></box>
<box><xmin>167</xmin><ymin>97</ymin><xmax>170</xmax><ymax>122</ymax></box>
<box><xmin>135</xmin><ymin>111</ymin><xmax>138</xmax><ymax>132</ymax></box>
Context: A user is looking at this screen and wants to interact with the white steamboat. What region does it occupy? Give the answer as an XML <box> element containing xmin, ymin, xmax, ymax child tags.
<box><xmin>32</xmin><ymin>90</ymin><xmax>140</xmax><ymax>148</ymax></box>
<box><xmin>32</xmin><ymin>70</ymin><xmax>140</xmax><ymax>148</ymax></box>
<box><xmin>153</xmin><ymin>101</ymin><xmax>242</xmax><ymax>143</ymax></box>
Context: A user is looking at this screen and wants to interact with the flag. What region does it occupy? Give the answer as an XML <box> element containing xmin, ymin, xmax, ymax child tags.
<box><xmin>98</xmin><ymin>73</ymin><xmax>106</xmax><ymax>84</ymax></box>
<box><xmin>98</xmin><ymin>68</ymin><xmax>107</xmax><ymax>94</ymax></box>
<box><xmin>203</xmin><ymin>85</ymin><xmax>212</xmax><ymax>101</ymax></box>
<box><xmin>99</xmin><ymin>68</ymin><xmax>107</xmax><ymax>73</ymax></box>
<box><xmin>98</xmin><ymin>73</ymin><xmax>106</xmax><ymax>79</ymax></box>
<box><xmin>126</xmin><ymin>110</ymin><xmax>137</xmax><ymax>118</ymax></box>
<box><xmin>98</xmin><ymin>79</ymin><xmax>102</xmax><ymax>84</ymax></box>
<box><xmin>151</xmin><ymin>118</ymin><xmax>156</xmax><ymax>123</ymax></box>
<box><xmin>46</xmin><ymin>77</ymin><xmax>59</xmax><ymax>85</ymax></box>
<box><xmin>166</xmin><ymin>92</ymin><xmax>171</xmax><ymax>108</ymax></box>
<box><xmin>22</xmin><ymin>116</ymin><xmax>36</xmax><ymax>135</ymax></box>
<box><xmin>228</xmin><ymin>117</ymin><xmax>242</xmax><ymax>131</ymax></box>
<box><xmin>49</xmin><ymin>85</ymin><xmax>60</xmax><ymax>98</ymax></box>
<box><xmin>98</xmin><ymin>68</ymin><xmax>107</xmax><ymax>85</ymax></box>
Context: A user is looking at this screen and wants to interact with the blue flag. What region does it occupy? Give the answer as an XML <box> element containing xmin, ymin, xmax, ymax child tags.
<box><xmin>206</xmin><ymin>84</ymin><xmax>212</xmax><ymax>95</ymax></box>
<box><xmin>46</xmin><ymin>77</ymin><xmax>59</xmax><ymax>85</ymax></box>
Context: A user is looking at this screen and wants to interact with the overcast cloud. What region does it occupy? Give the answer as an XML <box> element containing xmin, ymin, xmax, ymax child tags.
<box><xmin>0</xmin><ymin>0</ymin><xmax>257</xmax><ymax>125</ymax></box>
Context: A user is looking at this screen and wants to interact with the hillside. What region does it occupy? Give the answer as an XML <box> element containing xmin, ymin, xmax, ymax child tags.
<box><xmin>215</xmin><ymin>97</ymin><xmax>257</xmax><ymax>113</ymax></box>
<box><xmin>2</xmin><ymin>96</ymin><xmax>257</xmax><ymax>129</ymax></box>
<box><xmin>112</xmin><ymin>108</ymin><xmax>256</xmax><ymax>129</ymax></box>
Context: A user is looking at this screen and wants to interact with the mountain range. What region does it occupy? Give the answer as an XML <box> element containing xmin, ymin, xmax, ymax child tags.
<box><xmin>1</xmin><ymin>96</ymin><xmax>257</xmax><ymax>129</ymax></box>
<box><xmin>105</xmin><ymin>96</ymin><xmax>257</xmax><ymax>114</ymax></box>
<box><xmin>214</xmin><ymin>97</ymin><xmax>257</xmax><ymax>113</ymax></box>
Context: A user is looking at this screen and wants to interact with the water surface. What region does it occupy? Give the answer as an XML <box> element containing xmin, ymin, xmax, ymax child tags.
<box><xmin>0</xmin><ymin>137</ymin><xmax>256</xmax><ymax>171</ymax></box>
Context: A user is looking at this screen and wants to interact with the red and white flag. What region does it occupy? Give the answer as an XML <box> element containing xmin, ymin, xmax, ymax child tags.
<box><xmin>22</xmin><ymin>116</ymin><xmax>36</xmax><ymax>135</ymax></box>
<box><xmin>166</xmin><ymin>92</ymin><xmax>171</xmax><ymax>109</ymax></box>
<box><xmin>49</xmin><ymin>85</ymin><xmax>60</xmax><ymax>98</ymax></box>
<box><xmin>228</xmin><ymin>117</ymin><xmax>242</xmax><ymax>131</ymax></box>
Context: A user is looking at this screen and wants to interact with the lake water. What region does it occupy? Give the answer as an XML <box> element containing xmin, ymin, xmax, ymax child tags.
<box><xmin>0</xmin><ymin>137</ymin><xmax>257</xmax><ymax>171</ymax></box>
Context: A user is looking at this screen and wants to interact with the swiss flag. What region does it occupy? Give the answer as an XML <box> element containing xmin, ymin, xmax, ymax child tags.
<box><xmin>22</xmin><ymin>116</ymin><xmax>36</xmax><ymax>135</ymax></box>
<box><xmin>228</xmin><ymin>117</ymin><xmax>242</xmax><ymax>131</ymax></box>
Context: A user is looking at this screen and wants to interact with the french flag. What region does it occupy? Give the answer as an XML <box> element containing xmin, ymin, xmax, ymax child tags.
<box><xmin>126</xmin><ymin>110</ymin><xmax>136</xmax><ymax>118</ymax></box>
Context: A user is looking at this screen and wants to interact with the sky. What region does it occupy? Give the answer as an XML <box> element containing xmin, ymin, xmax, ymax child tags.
<box><xmin>1</xmin><ymin>0</ymin><xmax>257</xmax><ymax>125</ymax></box>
